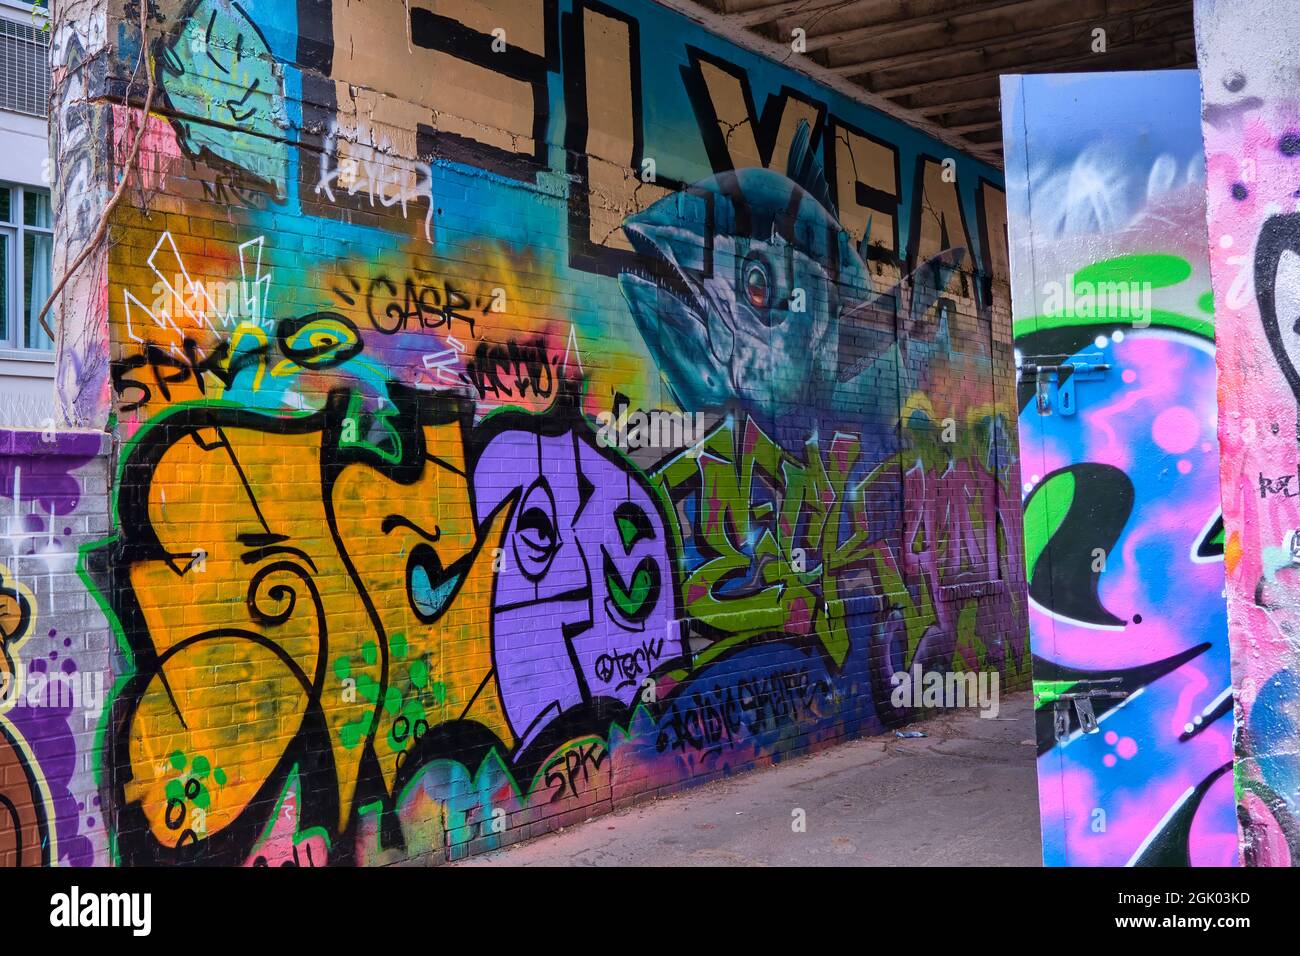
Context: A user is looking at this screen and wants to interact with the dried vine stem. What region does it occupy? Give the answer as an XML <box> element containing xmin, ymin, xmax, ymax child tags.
<box><xmin>35</xmin><ymin>0</ymin><xmax>156</xmax><ymax>341</ymax></box>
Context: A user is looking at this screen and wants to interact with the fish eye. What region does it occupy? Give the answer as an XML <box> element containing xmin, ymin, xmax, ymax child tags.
<box><xmin>744</xmin><ymin>261</ymin><xmax>770</xmax><ymax>309</ymax></box>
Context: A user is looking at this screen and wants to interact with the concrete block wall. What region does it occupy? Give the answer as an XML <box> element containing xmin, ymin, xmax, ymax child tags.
<box><xmin>40</xmin><ymin>0</ymin><xmax>1027</xmax><ymax>866</ymax></box>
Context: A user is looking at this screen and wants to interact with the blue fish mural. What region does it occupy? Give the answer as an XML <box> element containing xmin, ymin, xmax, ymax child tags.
<box><xmin>619</xmin><ymin>120</ymin><xmax>962</xmax><ymax>431</ymax></box>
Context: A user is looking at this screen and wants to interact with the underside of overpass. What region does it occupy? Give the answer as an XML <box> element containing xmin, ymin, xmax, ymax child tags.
<box><xmin>687</xmin><ymin>0</ymin><xmax>1197</xmax><ymax>165</ymax></box>
<box><xmin>6</xmin><ymin>0</ymin><xmax>1257</xmax><ymax>883</ymax></box>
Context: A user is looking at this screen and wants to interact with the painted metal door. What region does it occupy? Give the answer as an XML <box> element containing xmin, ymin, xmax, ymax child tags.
<box><xmin>1003</xmin><ymin>71</ymin><xmax>1236</xmax><ymax>866</ymax></box>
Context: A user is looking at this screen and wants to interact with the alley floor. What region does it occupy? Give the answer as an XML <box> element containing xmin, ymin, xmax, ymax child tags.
<box><xmin>456</xmin><ymin>693</ymin><xmax>1042</xmax><ymax>867</ymax></box>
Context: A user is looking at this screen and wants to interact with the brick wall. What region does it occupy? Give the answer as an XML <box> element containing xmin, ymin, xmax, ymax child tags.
<box><xmin>0</xmin><ymin>428</ymin><xmax>111</xmax><ymax>866</ymax></box>
<box><xmin>44</xmin><ymin>0</ymin><xmax>1027</xmax><ymax>866</ymax></box>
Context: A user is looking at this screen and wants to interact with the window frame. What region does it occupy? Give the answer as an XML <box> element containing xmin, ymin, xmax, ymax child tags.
<box><xmin>0</xmin><ymin>182</ymin><xmax>54</xmax><ymax>355</ymax></box>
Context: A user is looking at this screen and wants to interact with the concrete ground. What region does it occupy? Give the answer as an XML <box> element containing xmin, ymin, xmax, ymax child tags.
<box><xmin>456</xmin><ymin>692</ymin><xmax>1042</xmax><ymax>866</ymax></box>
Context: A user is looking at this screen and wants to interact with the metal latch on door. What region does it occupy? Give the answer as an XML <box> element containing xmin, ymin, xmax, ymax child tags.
<box><xmin>1022</xmin><ymin>354</ymin><xmax>1110</xmax><ymax>416</ymax></box>
<box><xmin>1035</xmin><ymin>678</ymin><xmax>1129</xmax><ymax>742</ymax></box>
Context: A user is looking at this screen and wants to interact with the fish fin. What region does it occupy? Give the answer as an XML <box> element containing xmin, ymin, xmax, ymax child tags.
<box><xmin>786</xmin><ymin>119</ymin><xmax>836</xmax><ymax>216</ymax></box>
<box><xmin>835</xmin><ymin>292</ymin><xmax>900</xmax><ymax>384</ymax></box>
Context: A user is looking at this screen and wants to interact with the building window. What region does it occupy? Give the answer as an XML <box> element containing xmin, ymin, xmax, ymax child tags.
<box><xmin>0</xmin><ymin>184</ymin><xmax>53</xmax><ymax>352</ymax></box>
<box><xmin>0</xmin><ymin>13</ymin><xmax>50</xmax><ymax>119</ymax></box>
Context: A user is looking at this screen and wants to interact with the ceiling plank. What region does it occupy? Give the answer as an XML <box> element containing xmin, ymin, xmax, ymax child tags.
<box><xmin>871</xmin><ymin>33</ymin><xmax>1194</xmax><ymax>98</ymax></box>
<box><xmin>687</xmin><ymin>0</ymin><xmax>1197</xmax><ymax>169</ymax></box>
<box><xmin>911</xmin><ymin>95</ymin><xmax>1001</xmax><ymax>116</ymax></box>
<box><xmin>732</xmin><ymin>0</ymin><xmax>867</xmax><ymax>29</ymax></box>
<box><xmin>945</xmin><ymin>119</ymin><xmax>1003</xmax><ymax>135</ymax></box>
<box><xmin>827</xmin><ymin>1</ymin><xmax>1190</xmax><ymax>77</ymax></box>
<box><xmin>802</xmin><ymin>0</ymin><xmax>1047</xmax><ymax>53</ymax></box>
<box><xmin>655</xmin><ymin>0</ymin><xmax>1008</xmax><ymax>168</ymax></box>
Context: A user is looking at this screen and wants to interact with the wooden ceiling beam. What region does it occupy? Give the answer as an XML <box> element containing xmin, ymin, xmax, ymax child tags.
<box><xmin>802</xmin><ymin>0</ymin><xmax>1044</xmax><ymax>53</ymax></box>
<box><xmin>827</xmin><ymin>1</ymin><xmax>1190</xmax><ymax>78</ymax></box>
<box><xmin>733</xmin><ymin>0</ymin><xmax>869</xmax><ymax>29</ymax></box>
<box><xmin>944</xmin><ymin>119</ymin><xmax>1003</xmax><ymax>135</ymax></box>
<box><xmin>910</xmin><ymin>95</ymin><xmax>1001</xmax><ymax>116</ymax></box>
<box><xmin>871</xmin><ymin>33</ymin><xmax>1194</xmax><ymax>98</ymax></box>
<box><xmin>959</xmin><ymin>127</ymin><xmax>1006</xmax><ymax>142</ymax></box>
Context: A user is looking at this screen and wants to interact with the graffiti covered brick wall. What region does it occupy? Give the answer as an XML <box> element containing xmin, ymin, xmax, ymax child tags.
<box><xmin>1004</xmin><ymin>71</ymin><xmax>1236</xmax><ymax>866</ymax></box>
<box><xmin>0</xmin><ymin>429</ymin><xmax>112</xmax><ymax>867</ymax></box>
<box><xmin>1197</xmin><ymin>0</ymin><xmax>1300</xmax><ymax>866</ymax></box>
<box><xmin>55</xmin><ymin>0</ymin><xmax>1025</xmax><ymax>865</ymax></box>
